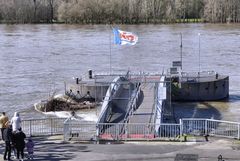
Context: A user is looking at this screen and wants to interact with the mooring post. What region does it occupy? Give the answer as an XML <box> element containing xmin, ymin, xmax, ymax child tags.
<box><xmin>205</xmin><ymin>119</ymin><xmax>208</xmax><ymax>135</ymax></box>
<box><xmin>179</xmin><ymin>119</ymin><xmax>183</xmax><ymax>137</ymax></box>
<box><xmin>183</xmin><ymin>134</ymin><xmax>187</xmax><ymax>142</ymax></box>
<box><xmin>204</xmin><ymin>119</ymin><xmax>209</xmax><ymax>141</ymax></box>
<box><xmin>116</xmin><ymin>124</ymin><xmax>119</xmax><ymax>142</ymax></box>
<box><xmin>218</xmin><ymin>154</ymin><xmax>224</xmax><ymax>161</ymax></box>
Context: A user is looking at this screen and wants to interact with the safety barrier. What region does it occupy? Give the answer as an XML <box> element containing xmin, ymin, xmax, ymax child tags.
<box><xmin>64</xmin><ymin>117</ymin><xmax>96</xmax><ymax>141</ymax></box>
<box><xmin>21</xmin><ymin>118</ymin><xmax>65</xmax><ymax>137</ymax></box>
<box><xmin>64</xmin><ymin>118</ymin><xmax>240</xmax><ymax>141</ymax></box>
<box><xmin>19</xmin><ymin>117</ymin><xmax>240</xmax><ymax>141</ymax></box>
<box><xmin>182</xmin><ymin>118</ymin><xmax>240</xmax><ymax>139</ymax></box>
<box><xmin>64</xmin><ymin>120</ymin><xmax>181</xmax><ymax>141</ymax></box>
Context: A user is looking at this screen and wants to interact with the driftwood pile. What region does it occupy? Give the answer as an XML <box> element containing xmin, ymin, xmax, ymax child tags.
<box><xmin>38</xmin><ymin>97</ymin><xmax>97</xmax><ymax>112</ymax></box>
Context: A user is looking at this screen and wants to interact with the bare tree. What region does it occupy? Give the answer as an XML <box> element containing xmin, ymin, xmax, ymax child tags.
<box><xmin>0</xmin><ymin>0</ymin><xmax>240</xmax><ymax>24</ymax></box>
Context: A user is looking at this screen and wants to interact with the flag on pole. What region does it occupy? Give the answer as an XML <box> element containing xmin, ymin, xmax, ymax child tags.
<box><xmin>113</xmin><ymin>28</ymin><xmax>138</xmax><ymax>45</ymax></box>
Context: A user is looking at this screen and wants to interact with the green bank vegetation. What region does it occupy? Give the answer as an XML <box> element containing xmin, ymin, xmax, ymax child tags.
<box><xmin>0</xmin><ymin>0</ymin><xmax>240</xmax><ymax>24</ymax></box>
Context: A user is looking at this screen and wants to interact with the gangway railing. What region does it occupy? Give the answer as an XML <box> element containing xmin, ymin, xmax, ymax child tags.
<box><xmin>118</xmin><ymin>82</ymin><xmax>141</xmax><ymax>135</ymax></box>
<box><xmin>123</xmin><ymin>82</ymin><xmax>141</xmax><ymax>123</ymax></box>
<box><xmin>97</xmin><ymin>74</ymin><xmax>132</xmax><ymax>125</ymax></box>
<box><xmin>96</xmin><ymin>76</ymin><xmax>121</xmax><ymax>136</ymax></box>
<box><xmin>97</xmin><ymin>75</ymin><xmax>137</xmax><ymax>136</ymax></box>
<box><xmin>154</xmin><ymin>76</ymin><xmax>166</xmax><ymax>135</ymax></box>
<box><xmin>97</xmin><ymin>76</ymin><xmax>121</xmax><ymax>124</ymax></box>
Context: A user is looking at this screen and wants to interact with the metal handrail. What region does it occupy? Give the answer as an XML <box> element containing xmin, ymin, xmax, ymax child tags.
<box><xmin>118</xmin><ymin>83</ymin><xmax>141</xmax><ymax>135</ymax></box>
<box><xmin>123</xmin><ymin>83</ymin><xmax>141</xmax><ymax>123</ymax></box>
<box><xmin>18</xmin><ymin>117</ymin><xmax>240</xmax><ymax>141</ymax></box>
<box><xmin>21</xmin><ymin>117</ymin><xmax>65</xmax><ymax>137</ymax></box>
<box><xmin>97</xmin><ymin>76</ymin><xmax>121</xmax><ymax>124</ymax></box>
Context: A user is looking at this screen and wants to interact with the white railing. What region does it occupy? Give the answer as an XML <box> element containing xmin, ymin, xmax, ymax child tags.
<box><xmin>64</xmin><ymin>118</ymin><xmax>240</xmax><ymax>141</ymax></box>
<box><xmin>64</xmin><ymin>120</ymin><xmax>181</xmax><ymax>141</ymax></box>
<box><xmin>181</xmin><ymin>118</ymin><xmax>240</xmax><ymax>139</ymax></box>
<box><xmin>21</xmin><ymin>118</ymin><xmax>65</xmax><ymax>137</ymax></box>
<box><xmin>155</xmin><ymin>76</ymin><xmax>166</xmax><ymax>133</ymax></box>
<box><xmin>18</xmin><ymin>117</ymin><xmax>240</xmax><ymax>141</ymax></box>
<box><xmin>64</xmin><ymin>117</ymin><xmax>96</xmax><ymax>141</ymax></box>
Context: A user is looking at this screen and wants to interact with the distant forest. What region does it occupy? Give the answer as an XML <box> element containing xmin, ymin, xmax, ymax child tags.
<box><xmin>1</xmin><ymin>0</ymin><xmax>240</xmax><ymax>24</ymax></box>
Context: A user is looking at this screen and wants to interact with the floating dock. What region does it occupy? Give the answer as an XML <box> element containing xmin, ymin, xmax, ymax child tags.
<box><xmin>63</xmin><ymin>68</ymin><xmax>229</xmax><ymax>139</ymax></box>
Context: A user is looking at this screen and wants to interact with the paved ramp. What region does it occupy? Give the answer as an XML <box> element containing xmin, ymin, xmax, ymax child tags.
<box><xmin>129</xmin><ymin>82</ymin><xmax>156</xmax><ymax>124</ymax></box>
<box><xmin>125</xmin><ymin>82</ymin><xmax>156</xmax><ymax>137</ymax></box>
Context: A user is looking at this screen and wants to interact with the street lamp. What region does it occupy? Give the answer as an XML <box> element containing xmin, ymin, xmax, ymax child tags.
<box><xmin>198</xmin><ymin>33</ymin><xmax>201</xmax><ymax>76</ymax></box>
<box><xmin>180</xmin><ymin>33</ymin><xmax>183</xmax><ymax>70</ymax></box>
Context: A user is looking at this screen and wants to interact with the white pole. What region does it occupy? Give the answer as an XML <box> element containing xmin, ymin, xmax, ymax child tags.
<box><xmin>180</xmin><ymin>33</ymin><xmax>183</xmax><ymax>70</ymax></box>
<box><xmin>198</xmin><ymin>33</ymin><xmax>201</xmax><ymax>76</ymax></box>
<box><xmin>109</xmin><ymin>27</ymin><xmax>112</xmax><ymax>75</ymax></box>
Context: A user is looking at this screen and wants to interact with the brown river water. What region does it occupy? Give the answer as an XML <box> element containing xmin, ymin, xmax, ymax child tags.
<box><xmin>0</xmin><ymin>24</ymin><xmax>240</xmax><ymax>121</ymax></box>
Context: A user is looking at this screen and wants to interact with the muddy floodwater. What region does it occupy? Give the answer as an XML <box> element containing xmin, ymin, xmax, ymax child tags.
<box><xmin>0</xmin><ymin>24</ymin><xmax>240</xmax><ymax>121</ymax></box>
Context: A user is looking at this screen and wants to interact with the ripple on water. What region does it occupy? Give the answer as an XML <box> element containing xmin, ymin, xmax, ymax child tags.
<box><xmin>0</xmin><ymin>24</ymin><xmax>240</xmax><ymax>120</ymax></box>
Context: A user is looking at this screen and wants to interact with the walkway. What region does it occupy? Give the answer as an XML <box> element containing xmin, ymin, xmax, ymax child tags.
<box><xmin>129</xmin><ymin>82</ymin><xmax>156</xmax><ymax>124</ymax></box>
<box><xmin>0</xmin><ymin>136</ymin><xmax>239</xmax><ymax>161</ymax></box>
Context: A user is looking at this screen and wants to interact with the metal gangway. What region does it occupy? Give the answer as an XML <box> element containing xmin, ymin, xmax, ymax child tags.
<box><xmin>97</xmin><ymin>74</ymin><xmax>167</xmax><ymax>139</ymax></box>
<box><xmin>125</xmin><ymin>75</ymin><xmax>167</xmax><ymax>138</ymax></box>
<box><xmin>97</xmin><ymin>75</ymin><xmax>140</xmax><ymax>138</ymax></box>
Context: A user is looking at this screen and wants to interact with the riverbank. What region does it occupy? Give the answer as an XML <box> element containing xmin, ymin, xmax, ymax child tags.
<box><xmin>0</xmin><ymin>135</ymin><xmax>239</xmax><ymax>161</ymax></box>
<box><xmin>1</xmin><ymin>0</ymin><xmax>240</xmax><ymax>24</ymax></box>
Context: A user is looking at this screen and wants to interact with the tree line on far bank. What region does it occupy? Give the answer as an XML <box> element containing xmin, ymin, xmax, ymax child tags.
<box><xmin>0</xmin><ymin>0</ymin><xmax>240</xmax><ymax>24</ymax></box>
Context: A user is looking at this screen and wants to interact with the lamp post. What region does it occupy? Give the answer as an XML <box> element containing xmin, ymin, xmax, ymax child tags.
<box><xmin>180</xmin><ymin>33</ymin><xmax>183</xmax><ymax>70</ymax></box>
<box><xmin>198</xmin><ymin>33</ymin><xmax>201</xmax><ymax>76</ymax></box>
<box><xmin>109</xmin><ymin>26</ymin><xmax>112</xmax><ymax>75</ymax></box>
